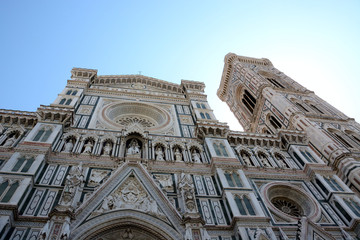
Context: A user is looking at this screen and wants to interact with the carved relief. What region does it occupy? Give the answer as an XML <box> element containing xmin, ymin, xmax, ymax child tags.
<box><xmin>94</xmin><ymin>176</ymin><xmax>165</xmax><ymax>219</ymax></box>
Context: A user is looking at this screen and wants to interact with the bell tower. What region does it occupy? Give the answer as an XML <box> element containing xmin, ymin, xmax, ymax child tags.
<box><xmin>218</xmin><ymin>53</ymin><xmax>360</xmax><ymax>193</ymax></box>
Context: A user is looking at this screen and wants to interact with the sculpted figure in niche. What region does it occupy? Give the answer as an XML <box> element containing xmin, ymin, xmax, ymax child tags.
<box><xmin>3</xmin><ymin>135</ymin><xmax>17</xmax><ymax>147</ymax></box>
<box><xmin>275</xmin><ymin>154</ymin><xmax>288</xmax><ymax>168</ymax></box>
<box><xmin>241</xmin><ymin>152</ymin><xmax>253</xmax><ymax>166</ymax></box>
<box><xmin>155</xmin><ymin>146</ymin><xmax>164</xmax><ymax>161</ymax></box>
<box><xmin>83</xmin><ymin>141</ymin><xmax>93</xmax><ymax>154</ymax></box>
<box><xmin>127</xmin><ymin>139</ymin><xmax>141</xmax><ymax>156</ymax></box>
<box><xmin>61</xmin><ymin>162</ymin><xmax>84</xmax><ymax>205</ymax></box>
<box><xmin>258</xmin><ymin>153</ymin><xmax>271</xmax><ymax>167</ymax></box>
<box><xmin>103</xmin><ymin>142</ymin><xmax>112</xmax><ymax>156</ymax></box>
<box><xmin>174</xmin><ymin>148</ymin><xmax>182</xmax><ymax>161</ymax></box>
<box><xmin>191</xmin><ymin>149</ymin><xmax>201</xmax><ymax>163</ymax></box>
<box><xmin>63</xmin><ymin>138</ymin><xmax>74</xmax><ymax>153</ymax></box>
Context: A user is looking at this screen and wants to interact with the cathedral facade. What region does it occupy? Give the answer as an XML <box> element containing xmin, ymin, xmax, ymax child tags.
<box><xmin>0</xmin><ymin>53</ymin><xmax>359</xmax><ymax>239</ymax></box>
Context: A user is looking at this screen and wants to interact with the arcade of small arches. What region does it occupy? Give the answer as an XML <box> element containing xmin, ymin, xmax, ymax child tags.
<box><xmin>53</xmin><ymin>132</ymin><xmax>207</xmax><ymax>164</ymax></box>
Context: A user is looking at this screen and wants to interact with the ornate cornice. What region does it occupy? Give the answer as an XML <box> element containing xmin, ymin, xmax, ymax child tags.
<box><xmin>217</xmin><ymin>53</ymin><xmax>272</xmax><ymax>101</ymax></box>
<box><xmin>0</xmin><ymin>109</ymin><xmax>37</xmax><ymax>127</ymax></box>
<box><xmin>228</xmin><ymin>129</ymin><xmax>307</xmax><ymax>150</ymax></box>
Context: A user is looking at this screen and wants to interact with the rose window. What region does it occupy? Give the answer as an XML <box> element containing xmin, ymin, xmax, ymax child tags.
<box><xmin>100</xmin><ymin>102</ymin><xmax>171</xmax><ymax>131</ymax></box>
<box><xmin>116</xmin><ymin>116</ymin><xmax>156</xmax><ymax>128</ymax></box>
<box><xmin>271</xmin><ymin>197</ymin><xmax>303</xmax><ymax>217</ymax></box>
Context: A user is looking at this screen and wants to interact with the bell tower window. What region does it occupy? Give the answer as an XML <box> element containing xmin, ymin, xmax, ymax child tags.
<box><xmin>269</xmin><ymin>116</ymin><xmax>282</xmax><ymax>130</ymax></box>
<box><xmin>242</xmin><ymin>90</ymin><xmax>257</xmax><ymax>114</ymax></box>
<box><xmin>266</xmin><ymin>78</ymin><xmax>285</xmax><ymax>89</ymax></box>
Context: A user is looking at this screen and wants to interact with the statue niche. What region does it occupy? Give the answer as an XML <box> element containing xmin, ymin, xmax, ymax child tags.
<box><xmin>2</xmin><ymin>130</ymin><xmax>20</xmax><ymax>147</ymax></box>
<box><xmin>126</xmin><ymin>138</ymin><xmax>142</xmax><ymax>158</ymax></box>
<box><xmin>63</xmin><ymin>136</ymin><xmax>76</xmax><ymax>153</ymax></box>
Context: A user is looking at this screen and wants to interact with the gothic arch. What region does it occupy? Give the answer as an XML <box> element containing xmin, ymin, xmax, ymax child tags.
<box><xmin>70</xmin><ymin>210</ymin><xmax>182</xmax><ymax>240</ymax></box>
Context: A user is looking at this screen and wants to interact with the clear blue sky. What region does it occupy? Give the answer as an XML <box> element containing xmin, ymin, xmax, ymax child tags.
<box><xmin>1</xmin><ymin>1</ymin><xmax>359</xmax><ymax>131</ymax></box>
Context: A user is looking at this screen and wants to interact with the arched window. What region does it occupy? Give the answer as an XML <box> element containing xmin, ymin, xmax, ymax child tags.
<box><xmin>33</xmin><ymin>129</ymin><xmax>45</xmax><ymax>141</ymax></box>
<box><xmin>235</xmin><ymin>195</ymin><xmax>255</xmax><ymax>215</ymax></box>
<box><xmin>72</xmin><ymin>90</ymin><xmax>78</xmax><ymax>96</ymax></box>
<box><xmin>309</xmin><ymin>104</ymin><xmax>324</xmax><ymax>114</ymax></box>
<box><xmin>335</xmin><ymin>201</ymin><xmax>352</xmax><ymax>222</ymax></box>
<box><xmin>296</xmin><ymin>102</ymin><xmax>309</xmax><ymax>112</ymax></box>
<box><xmin>213</xmin><ymin>143</ymin><xmax>221</xmax><ymax>156</ymax></box>
<box><xmin>324</xmin><ymin>177</ymin><xmax>343</xmax><ymax>191</ymax></box>
<box><xmin>242</xmin><ymin>90</ymin><xmax>257</xmax><ymax>114</ymax></box>
<box><xmin>59</xmin><ymin>98</ymin><xmax>66</xmax><ymax>105</ymax></box>
<box><xmin>1</xmin><ymin>181</ymin><xmax>19</xmax><ymax>203</ymax></box>
<box><xmin>65</xmin><ymin>99</ymin><xmax>72</xmax><ymax>105</ymax></box>
<box><xmin>224</xmin><ymin>172</ymin><xmax>242</xmax><ymax>187</ymax></box>
<box><xmin>334</xmin><ymin>132</ymin><xmax>353</xmax><ymax>148</ymax></box>
<box><xmin>201</xmin><ymin>103</ymin><xmax>206</xmax><ymax>109</ymax></box>
<box><xmin>0</xmin><ymin>181</ymin><xmax>9</xmax><ymax>197</ymax></box>
<box><xmin>266</xmin><ymin>78</ymin><xmax>285</xmax><ymax>89</ymax></box>
<box><xmin>205</xmin><ymin>113</ymin><xmax>211</xmax><ymax>119</ymax></box>
<box><xmin>66</xmin><ymin>90</ymin><xmax>72</xmax><ymax>95</ymax></box>
<box><xmin>219</xmin><ymin>143</ymin><xmax>228</xmax><ymax>157</ymax></box>
<box><xmin>200</xmin><ymin>112</ymin><xmax>205</xmax><ymax>119</ymax></box>
<box><xmin>196</xmin><ymin>103</ymin><xmax>201</xmax><ymax>108</ymax></box>
<box><xmin>344</xmin><ymin>199</ymin><xmax>360</xmax><ymax>217</ymax></box>
<box><xmin>33</xmin><ymin>127</ymin><xmax>52</xmax><ymax>142</ymax></box>
<box><xmin>269</xmin><ymin>116</ymin><xmax>282</xmax><ymax>130</ymax></box>
<box><xmin>300</xmin><ymin>150</ymin><xmax>316</xmax><ymax>163</ymax></box>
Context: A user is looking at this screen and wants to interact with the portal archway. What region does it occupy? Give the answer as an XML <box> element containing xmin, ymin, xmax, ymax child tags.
<box><xmin>70</xmin><ymin>210</ymin><xmax>182</xmax><ymax>240</ymax></box>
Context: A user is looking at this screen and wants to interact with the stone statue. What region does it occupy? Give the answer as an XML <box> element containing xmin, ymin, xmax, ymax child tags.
<box><xmin>63</xmin><ymin>140</ymin><xmax>74</xmax><ymax>153</ymax></box>
<box><xmin>155</xmin><ymin>147</ymin><xmax>164</xmax><ymax>161</ymax></box>
<box><xmin>201</xmin><ymin>228</ymin><xmax>211</xmax><ymax>240</ymax></box>
<box><xmin>174</xmin><ymin>148</ymin><xmax>182</xmax><ymax>161</ymax></box>
<box><xmin>3</xmin><ymin>135</ymin><xmax>16</xmax><ymax>147</ymax></box>
<box><xmin>127</xmin><ymin>139</ymin><xmax>140</xmax><ymax>155</ymax></box>
<box><xmin>178</xmin><ymin>173</ymin><xmax>197</xmax><ymax>214</ymax></box>
<box><xmin>259</xmin><ymin>154</ymin><xmax>271</xmax><ymax>167</ymax></box>
<box><xmin>241</xmin><ymin>153</ymin><xmax>252</xmax><ymax>166</ymax></box>
<box><xmin>103</xmin><ymin>142</ymin><xmax>112</xmax><ymax>155</ymax></box>
<box><xmin>39</xmin><ymin>220</ymin><xmax>50</xmax><ymax>240</ymax></box>
<box><xmin>83</xmin><ymin>141</ymin><xmax>93</xmax><ymax>154</ymax></box>
<box><xmin>185</xmin><ymin>226</ymin><xmax>193</xmax><ymax>240</ymax></box>
<box><xmin>277</xmin><ymin>157</ymin><xmax>287</xmax><ymax>168</ymax></box>
<box><xmin>191</xmin><ymin>150</ymin><xmax>201</xmax><ymax>163</ymax></box>
<box><xmin>60</xmin><ymin>220</ymin><xmax>70</xmax><ymax>240</ymax></box>
<box><xmin>61</xmin><ymin>162</ymin><xmax>84</xmax><ymax>205</ymax></box>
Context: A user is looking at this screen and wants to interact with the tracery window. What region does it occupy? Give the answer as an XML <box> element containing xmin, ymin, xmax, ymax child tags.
<box><xmin>224</xmin><ymin>172</ymin><xmax>243</xmax><ymax>187</ymax></box>
<box><xmin>72</xmin><ymin>90</ymin><xmax>78</xmax><ymax>95</ymax></box>
<box><xmin>300</xmin><ymin>150</ymin><xmax>317</xmax><ymax>163</ymax></box>
<box><xmin>234</xmin><ymin>195</ymin><xmax>255</xmax><ymax>215</ymax></box>
<box><xmin>33</xmin><ymin>127</ymin><xmax>53</xmax><ymax>142</ymax></box>
<box><xmin>200</xmin><ymin>112</ymin><xmax>205</xmax><ymax>119</ymax></box>
<box><xmin>66</xmin><ymin>90</ymin><xmax>72</xmax><ymax>95</ymax></box>
<box><xmin>213</xmin><ymin>142</ymin><xmax>228</xmax><ymax>157</ymax></box>
<box><xmin>335</xmin><ymin>201</ymin><xmax>352</xmax><ymax>222</ymax></box>
<box><xmin>65</xmin><ymin>99</ymin><xmax>72</xmax><ymax>105</ymax></box>
<box><xmin>196</xmin><ymin>103</ymin><xmax>201</xmax><ymax>108</ymax></box>
<box><xmin>0</xmin><ymin>180</ymin><xmax>19</xmax><ymax>203</ymax></box>
<box><xmin>11</xmin><ymin>156</ymin><xmax>35</xmax><ymax>172</ymax></box>
<box><xmin>201</xmin><ymin>103</ymin><xmax>206</xmax><ymax>109</ymax></box>
<box><xmin>344</xmin><ymin>199</ymin><xmax>360</xmax><ymax>217</ymax></box>
<box><xmin>324</xmin><ymin>176</ymin><xmax>343</xmax><ymax>191</ymax></box>
<box><xmin>271</xmin><ymin>197</ymin><xmax>302</xmax><ymax>217</ymax></box>
<box><xmin>266</xmin><ymin>78</ymin><xmax>285</xmax><ymax>89</ymax></box>
<box><xmin>269</xmin><ymin>116</ymin><xmax>282</xmax><ymax>130</ymax></box>
<box><xmin>334</xmin><ymin>132</ymin><xmax>353</xmax><ymax>148</ymax></box>
<box><xmin>295</xmin><ymin>102</ymin><xmax>309</xmax><ymax>113</ymax></box>
<box><xmin>309</xmin><ymin>104</ymin><xmax>324</xmax><ymax>114</ymax></box>
<box><xmin>59</xmin><ymin>98</ymin><xmax>66</xmax><ymax>105</ymax></box>
<box><xmin>242</xmin><ymin>90</ymin><xmax>257</xmax><ymax>114</ymax></box>
<box><xmin>205</xmin><ymin>113</ymin><xmax>211</xmax><ymax>119</ymax></box>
